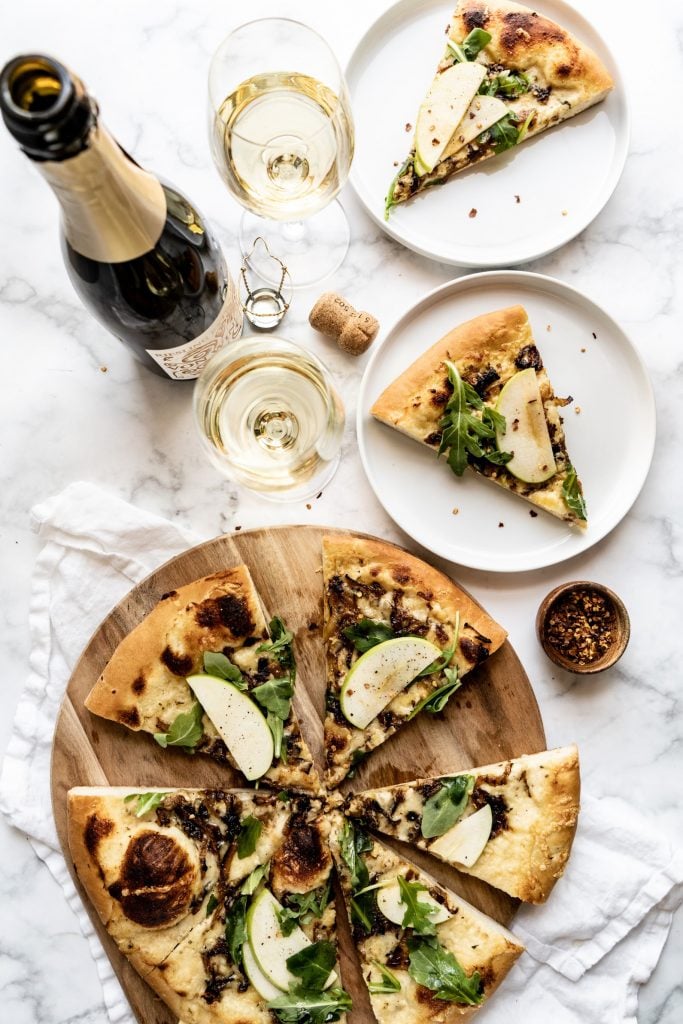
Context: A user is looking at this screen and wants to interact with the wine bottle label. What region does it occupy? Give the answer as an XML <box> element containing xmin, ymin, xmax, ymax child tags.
<box><xmin>37</xmin><ymin>125</ymin><xmax>167</xmax><ymax>262</ymax></box>
<box><xmin>145</xmin><ymin>275</ymin><xmax>243</xmax><ymax>380</ymax></box>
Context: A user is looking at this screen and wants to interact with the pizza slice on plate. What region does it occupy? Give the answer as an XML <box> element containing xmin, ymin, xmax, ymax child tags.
<box><xmin>68</xmin><ymin>787</ymin><xmax>351</xmax><ymax>1023</ymax></box>
<box><xmin>371</xmin><ymin>305</ymin><xmax>587</xmax><ymax>525</ymax></box>
<box><xmin>330</xmin><ymin>811</ymin><xmax>523</xmax><ymax>1022</ymax></box>
<box><xmin>386</xmin><ymin>0</ymin><xmax>613</xmax><ymax>213</ymax></box>
<box><xmin>85</xmin><ymin>567</ymin><xmax>320</xmax><ymax>792</ymax></box>
<box><xmin>322</xmin><ymin>534</ymin><xmax>506</xmax><ymax>788</ymax></box>
<box><xmin>345</xmin><ymin>744</ymin><xmax>580</xmax><ymax>903</ymax></box>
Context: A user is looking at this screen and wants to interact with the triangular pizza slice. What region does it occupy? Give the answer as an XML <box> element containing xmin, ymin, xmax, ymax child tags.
<box><xmin>371</xmin><ymin>305</ymin><xmax>587</xmax><ymax>525</ymax></box>
<box><xmin>386</xmin><ymin>0</ymin><xmax>613</xmax><ymax>213</ymax></box>
<box><xmin>330</xmin><ymin>811</ymin><xmax>523</xmax><ymax>1021</ymax></box>
<box><xmin>68</xmin><ymin>787</ymin><xmax>351</xmax><ymax>1022</ymax></box>
<box><xmin>322</xmin><ymin>534</ymin><xmax>506</xmax><ymax>788</ymax></box>
<box><xmin>85</xmin><ymin>567</ymin><xmax>320</xmax><ymax>792</ymax></box>
<box><xmin>346</xmin><ymin>745</ymin><xmax>580</xmax><ymax>903</ymax></box>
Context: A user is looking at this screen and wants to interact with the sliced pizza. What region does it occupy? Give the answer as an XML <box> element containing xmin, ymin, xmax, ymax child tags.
<box><xmin>371</xmin><ymin>305</ymin><xmax>587</xmax><ymax>525</ymax></box>
<box><xmin>322</xmin><ymin>534</ymin><xmax>506</xmax><ymax>788</ymax></box>
<box><xmin>68</xmin><ymin>787</ymin><xmax>351</xmax><ymax>1023</ymax></box>
<box><xmin>330</xmin><ymin>811</ymin><xmax>523</xmax><ymax>1022</ymax></box>
<box><xmin>345</xmin><ymin>744</ymin><xmax>580</xmax><ymax>903</ymax></box>
<box><xmin>386</xmin><ymin>0</ymin><xmax>613</xmax><ymax>213</ymax></box>
<box><xmin>85</xmin><ymin>567</ymin><xmax>320</xmax><ymax>792</ymax></box>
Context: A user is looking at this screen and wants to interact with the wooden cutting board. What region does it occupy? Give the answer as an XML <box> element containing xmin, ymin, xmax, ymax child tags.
<box><xmin>51</xmin><ymin>526</ymin><xmax>545</xmax><ymax>1024</ymax></box>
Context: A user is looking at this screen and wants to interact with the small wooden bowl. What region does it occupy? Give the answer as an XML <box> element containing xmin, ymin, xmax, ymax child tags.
<box><xmin>536</xmin><ymin>581</ymin><xmax>630</xmax><ymax>674</ymax></box>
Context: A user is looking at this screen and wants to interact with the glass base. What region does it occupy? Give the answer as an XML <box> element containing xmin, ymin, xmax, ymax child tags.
<box><xmin>236</xmin><ymin>449</ymin><xmax>341</xmax><ymax>504</ymax></box>
<box><xmin>239</xmin><ymin>200</ymin><xmax>350</xmax><ymax>289</ymax></box>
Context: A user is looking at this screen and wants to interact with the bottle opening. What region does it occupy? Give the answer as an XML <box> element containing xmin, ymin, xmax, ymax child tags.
<box><xmin>2</xmin><ymin>55</ymin><xmax>70</xmax><ymax>119</ymax></box>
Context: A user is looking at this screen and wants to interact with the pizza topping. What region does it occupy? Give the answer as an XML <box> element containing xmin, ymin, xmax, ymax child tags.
<box><xmin>562</xmin><ymin>465</ymin><xmax>587</xmax><ymax>520</ymax></box>
<box><xmin>340</xmin><ymin>636</ymin><xmax>442</xmax><ymax>729</ymax></box>
<box><xmin>237</xmin><ymin>815</ymin><xmax>262</xmax><ymax>858</ymax></box>
<box><xmin>421</xmin><ymin>775</ymin><xmax>475</xmax><ymax>838</ymax></box>
<box><xmin>429</xmin><ymin>804</ymin><xmax>493</xmax><ymax>865</ymax></box>
<box><xmin>186</xmin><ymin>674</ymin><xmax>274</xmax><ymax>780</ymax></box>
<box><xmin>153</xmin><ymin>702</ymin><xmax>203</xmax><ymax>750</ymax></box>
<box><xmin>407</xmin><ymin>936</ymin><xmax>484</xmax><ymax>1006</ymax></box>
<box><xmin>123</xmin><ymin>791</ymin><xmax>170</xmax><ymax>819</ymax></box>
<box><xmin>438</xmin><ymin>360</ymin><xmax>513</xmax><ymax>477</ymax></box>
<box><xmin>471</xmin><ymin>787</ymin><xmax>509</xmax><ymax>837</ymax></box>
<box><xmin>276</xmin><ymin>883</ymin><xmax>331</xmax><ymax>936</ymax></box>
<box><xmin>515</xmin><ymin>343</ymin><xmax>543</xmax><ymax>370</ymax></box>
<box><xmin>377</xmin><ymin>877</ymin><xmax>450</xmax><ymax>934</ymax></box>
<box><xmin>368</xmin><ymin>960</ymin><xmax>402</xmax><ymax>994</ymax></box>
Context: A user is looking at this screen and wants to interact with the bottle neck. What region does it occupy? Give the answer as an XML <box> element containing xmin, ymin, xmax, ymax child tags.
<box><xmin>1</xmin><ymin>54</ymin><xmax>166</xmax><ymax>262</ymax></box>
<box><xmin>37</xmin><ymin>123</ymin><xmax>167</xmax><ymax>262</ymax></box>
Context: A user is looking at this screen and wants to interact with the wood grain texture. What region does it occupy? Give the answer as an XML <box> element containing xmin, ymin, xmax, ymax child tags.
<box><xmin>51</xmin><ymin>526</ymin><xmax>546</xmax><ymax>1024</ymax></box>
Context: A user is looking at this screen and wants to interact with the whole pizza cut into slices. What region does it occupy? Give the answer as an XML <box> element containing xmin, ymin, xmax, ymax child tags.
<box><xmin>385</xmin><ymin>0</ymin><xmax>613</xmax><ymax>214</ymax></box>
<box><xmin>85</xmin><ymin>567</ymin><xmax>320</xmax><ymax>793</ymax></box>
<box><xmin>322</xmin><ymin>534</ymin><xmax>507</xmax><ymax>788</ymax></box>
<box><xmin>371</xmin><ymin>305</ymin><xmax>587</xmax><ymax>525</ymax></box>
<box><xmin>345</xmin><ymin>744</ymin><xmax>580</xmax><ymax>903</ymax></box>
<box><xmin>68</xmin><ymin>787</ymin><xmax>350</xmax><ymax>1023</ymax></box>
<box><xmin>330</xmin><ymin>811</ymin><xmax>523</xmax><ymax>1022</ymax></box>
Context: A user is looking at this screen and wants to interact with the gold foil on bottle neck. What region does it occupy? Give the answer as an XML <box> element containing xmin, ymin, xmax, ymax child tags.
<box><xmin>37</xmin><ymin>124</ymin><xmax>167</xmax><ymax>262</ymax></box>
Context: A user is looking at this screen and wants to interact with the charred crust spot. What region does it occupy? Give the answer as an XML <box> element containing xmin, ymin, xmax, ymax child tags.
<box><xmin>159</xmin><ymin>590</ymin><xmax>177</xmax><ymax>601</ymax></box>
<box><xmin>327</xmin><ymin>574</ymin><xmax>345</xmax><ymax>599</ymax></box>
<box><xmin>195</xmin><ymin>594</ymin><xmax>254</xmax><ymax>637</ymax></box>
<box><xmin>117</xmin><ymin>707</ymin><xmax>140</xmax><ymax>728</ymax></box>
<box><xmin>111</xmin><ymin>831</ymin><xmax>195</xmax><ymax>927</ymax></box>
<box><xmin>386</xmin><ymin>940</ymin><xmax>410</xmax><ymax>969</ymax></box>
<box><xmin>472</xmin><ymin>787</ymin><xmax>509</xmax><ymax>837</ymax></box>
<box><xmin>556</xmin><ymin>63</ymin><xmax>572</xmax><ymax>78</ymax></box>
<box><xmin>131</xmin><ymin>674</ymin><xmax>146</xmax><ymax>695</ymax></box>
<box><xmin>430</xmin><ymin>390</ymin><xmax>450</xmax><ymax>407</ymax></box>
<box><xmin>84</xmin><ymin>813</ymin><xmax>114</xmax><ymax>855</ymax></box>
<box><xmin>271</xmin><ymin>814</ymin><xmax>331</xmax><ymax>888</ymax></box>
<box><xmin>424</xmin><ymin>431</ymin><xmax>443</xmax><ymax>447</ymax></box>
<box><xmin>459</xmin><ymin>636</ymin><xmax>490</xmax><ymax>664</ymax></box>
<box><xmin>462</xmin><ymin>4</ymin><xmax>490</xmax><ymax>30</ymax></box>
<box><xmin>392</xmin><ymin>565</ymin><xmax>412</xmax><ymax>585</ymax></box>
<box><xmin>515</xmin><ymin>344</ymin><xmax>543</xmax><ymax>371</ymax></box>
<box><xmin>500</xmin><ymin>11</ymin><xmax>567</xmax><ymax>53</ymax></box>
<box><xmin>160</xmin><ymin>645</ymin><xmax>193</xmax><ymax>677</ymax></box>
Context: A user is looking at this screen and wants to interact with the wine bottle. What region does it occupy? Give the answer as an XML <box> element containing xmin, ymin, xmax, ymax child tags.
<box><xmin>0</xmin><ymin>54</ymin><xmax>243</xmax><ymax>379</ymax></box>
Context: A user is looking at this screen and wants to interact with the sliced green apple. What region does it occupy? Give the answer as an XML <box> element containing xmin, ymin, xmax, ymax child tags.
<box><xmin>242</xmin><ymin>940</ymin><xmax>282</xmax><ymax>1001</ymax></box>
<box><xmin>340</xmin><ymin>636</ymin><xmax>442</xmax><ymax>729</ymax></box>
<box><xmin>429</xmin><ymin>803</ymin><xmax>493</xmax><ymax>866</ymax></box>
<box><xmin>414</xmin><ymin>61</ymin><xmax>486</xmax><ymax>174</ymax></box>
<box><xmin>186</xmin><ymin>674</ymin><xmax>273</xmax><ymax>781</ymax></box>
<box><xmin>377</xmin><ymin>879</ymin><xmax>450</xmax><ymax>927</ymax></box>
<box><xmin>495</xmin><ymin>368</ymin><xmax>557</xmax><ymax>484</ymax></box>
<box><xmin>443</xmin><ymin>94</ymin><xmax>509</xmax><ymax>159</ymax></box>
<box><xmin>246</xmin><ymin>888</ymin><xmax>337</xmax><ymax>992</ymax></box>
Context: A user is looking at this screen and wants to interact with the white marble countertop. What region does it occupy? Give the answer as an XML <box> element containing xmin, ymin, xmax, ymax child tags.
<box><xmin>1</xmin><ymin>0</ymin><xmax>681</xmax><ymax>1021</ymax></box>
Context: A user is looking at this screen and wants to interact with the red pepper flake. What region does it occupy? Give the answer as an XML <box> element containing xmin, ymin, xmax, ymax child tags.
<box><xmin>514</xmin><ymin>195</ymin><xmax>521</xmax><ymax>203</ymax></box>
<box><xmin>469</xmin><ymin>208</ymin><xmax>478</xmax><ymax>218</ymax></box>
<box><xmin>234</xmin><ymin>525</ymin><xmax>242</xmax><ymax>531</ymax></box>
<box><xmin>405</xmin><ymin>123</ymin><xmax>413</xmax><ymax>132</ymax></box>
<box><xmin>316</xmin><ymin>491</ymin><xmax>323</xmax><ymax>500</ymax></box>
<box><xmin>100</xmin><ymin>366</ymin><xmax>108</xmax><ymax>373</ymax></box>
<box><xmin>305</xmin><ymin>503</ymin><xmax>312</xmax><ymax>510</ymax></box>
<box><xmin>592</xmin><ymin>332</ymin><xmax>597</xmax><ymax>339</ymax></box>
<box><xmin>529</xmin><ymin>510</ymin><xmax>538</xmax><ymax>517</ymax></box>
<box><xmin>498</xmin><ymin>522</ymin><xmax>504</xmax><ymax>528</ymax></box>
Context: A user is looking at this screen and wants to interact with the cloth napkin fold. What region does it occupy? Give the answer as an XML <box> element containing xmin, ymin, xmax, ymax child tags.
<box><xmin>1</xmin><ymin>481</ymin><xmax>681</xmax><ymax>1024</ymax></box>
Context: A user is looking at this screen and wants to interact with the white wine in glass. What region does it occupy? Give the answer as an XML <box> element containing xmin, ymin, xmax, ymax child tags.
<box><xmin>209</xmin><ymin>20</ymin><xmax>355</xmax><ymax>287</ymax></box>
<box><xmin>194</xmin><ymin>337</ymin><xmax>345</xmax><ymax>501</ymax></box>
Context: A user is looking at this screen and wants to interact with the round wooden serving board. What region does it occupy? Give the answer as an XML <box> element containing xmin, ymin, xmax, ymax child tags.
<box><xmin>51</xmin><ymin>526</ymin><xmax>545</xmax><ymax>1024</ymax></box>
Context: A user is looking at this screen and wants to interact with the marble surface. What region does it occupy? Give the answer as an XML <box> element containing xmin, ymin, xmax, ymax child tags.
<box><xmin>0</xmin><ymin>0</ymin><xmax>681</xmax><ymax>1020</ymax></box>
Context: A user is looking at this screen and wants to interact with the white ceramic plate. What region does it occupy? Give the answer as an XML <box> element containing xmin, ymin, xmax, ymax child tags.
<box><xmin>357</xmin><ymin>272</ymin><xmax>655</xmax><ymax>572</ymax></box>
<box><xmin>346</xmin><ymin>0</ymin><xmax>629</xmax><ymax>267</ymax></box>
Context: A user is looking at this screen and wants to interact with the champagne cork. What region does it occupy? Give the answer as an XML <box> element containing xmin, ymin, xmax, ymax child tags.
<box><xmin>309</xmin><ymin>292</ymin><xmax>379</xmax><ymax>355</ymax></box>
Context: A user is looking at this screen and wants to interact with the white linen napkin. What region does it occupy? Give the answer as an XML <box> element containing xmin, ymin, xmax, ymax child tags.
<box><xmin>1</xmin><ymin>481</ymin><xmax>681</xmax><ymax>1024</ymax></box>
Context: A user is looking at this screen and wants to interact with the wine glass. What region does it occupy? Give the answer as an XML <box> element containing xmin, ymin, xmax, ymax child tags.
<box><xmin>208</xmin><ymin>18</ymin><xmax>355</xmax><ymax>288</ymax></box>
<box><xmin>193</xmin><ymin>336</ymin><xmax>345</xmax><ymax>501</ymax></box>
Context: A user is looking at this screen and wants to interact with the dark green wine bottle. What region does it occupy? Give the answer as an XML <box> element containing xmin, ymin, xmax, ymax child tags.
<box><xmin>0</xmin><ymin>54</ymin><xmax>243</xmax><ymax>379</ymax></box>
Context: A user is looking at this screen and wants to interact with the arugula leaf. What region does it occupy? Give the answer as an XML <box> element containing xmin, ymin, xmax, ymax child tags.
<box><xmin>153</xmin><ymin>702</ymin><xmax>203</xmax><ymax>750</ymax></box>
<box><xmin>421</xmin><ymin>775</ymin><xmax>475</xmax><ymax>839</ymax></box>
<box><xmin>417</xmin><ymin>615</ymin><xmax>460</xmax><ymax>677</ymax></box>
<box><xmin>368</xmin><ymin>960</ymin><xmax>401</xmax><ymax>994</ymax></box>
<box><xmin>225</xmin><ymin>895</ymin><xmax>248</xmax><ymax>968</ymax></box>
<box><xmin>397</xmin><ymin>876</ymin><xmax>437</xmax><ymax>936</ymax></box>
<box><xmin>482</xmin><ymin>406</ymin><xmax>506</xmax><ymax>433</ymax></box>
<box><xmin>438</xmin><ymin>361</ymin><xmax>511</xmax><ymax>476</ymax></box>
<box><xmin>339</xmin><ymin>820</ymin><xmax>373</xmax><ymax>890</ymax></box>
<box><xmin>347</xmin><ymin>748</ymin><xmax>368</xmax><ymax>779</ymax></box>
<box><xmin>286</xmin><ymin>941</ymin><xmax>337</xmax><ymax>992</ymax></box>
<box><xmin>408</xmin><ymin>666</ymin><xmax>461</xmax><ymax>719</ymax></box>
<box><xmin>123</xmin><ymin>791</ymin><xmax>169</xmax><ymax>817</ymax></box>
<box><xmin>277</xmin><ymin>884</ymin><xmax>331</xmax><ymax>936</ymax></box>
<box><xmin>562</xmin><ymin>465</ymin><xmax>587</xmax><ymax>520</ymax></box>
<box><xmin>240</xmin><ymin>861</ymin><xmax>269</xmax><ymax>895</ymax></box>
<box><xmin>408</xmin><ymin>936</ymin><xmax>484</xmax><ymax>1006</ymax></box>
<box><xmin>268</xmin><ymin>986</ymin><xmax>352</xmax><ymax>1023</ymax></box>
<box><xmin>277</xmin><ymin>790</ymin><xmax>291</xmax><ymax>802</ymax></box>
<box><xmin>202</xmin><ymin>650</ymin><xmax>245</xmax><ymax>687</ymax></box>
<box><xmin>252</xmin><ymin>676</ymin><xmax>294</xmax><ymax>720</ymax></box>
<box><xmin>479</xmin><ymin>69</ymin><xmax>529</xmax><ymax>97</ymax></box>
<box><xmin>350</xmin><ymin>890</ymin><xmax>376</xmax><ymax>935</ymax></box>
<box><xmin>237</xmin><ymin>815</ymin><xmax>262</xmax><ymax>859</ymax></box>
<box><xmin>487</xmin><ymin>112</ymin><xmax>522</xmax><ymax>154</ymax></box>
<box><xmin>448</xmin><ymin>28</ymin><xmax>491</xmax><ymax>63</ymax></box>
<box><xmin>258</xmin><ymin>617</ymin><xmax>296</xmax><ymax>684</ymax></box>
<box><xmin>205</xmin><ymin>893</ymin><xmax>218</xmax><ymax>917</ymax></box>
<box><xmin>385</xmin><ymin>158</ymin><xmax>412</xmax><ymax>220</ymax></box>
<box><xmin>268</xmin><ymin>710</ymin><xmax>286</xmax><ymax>760</ymax></box>
<box><xmin>343</xmin><ymin>619</ymin><xmax>395</xmax><ymax>653</ymax></box>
